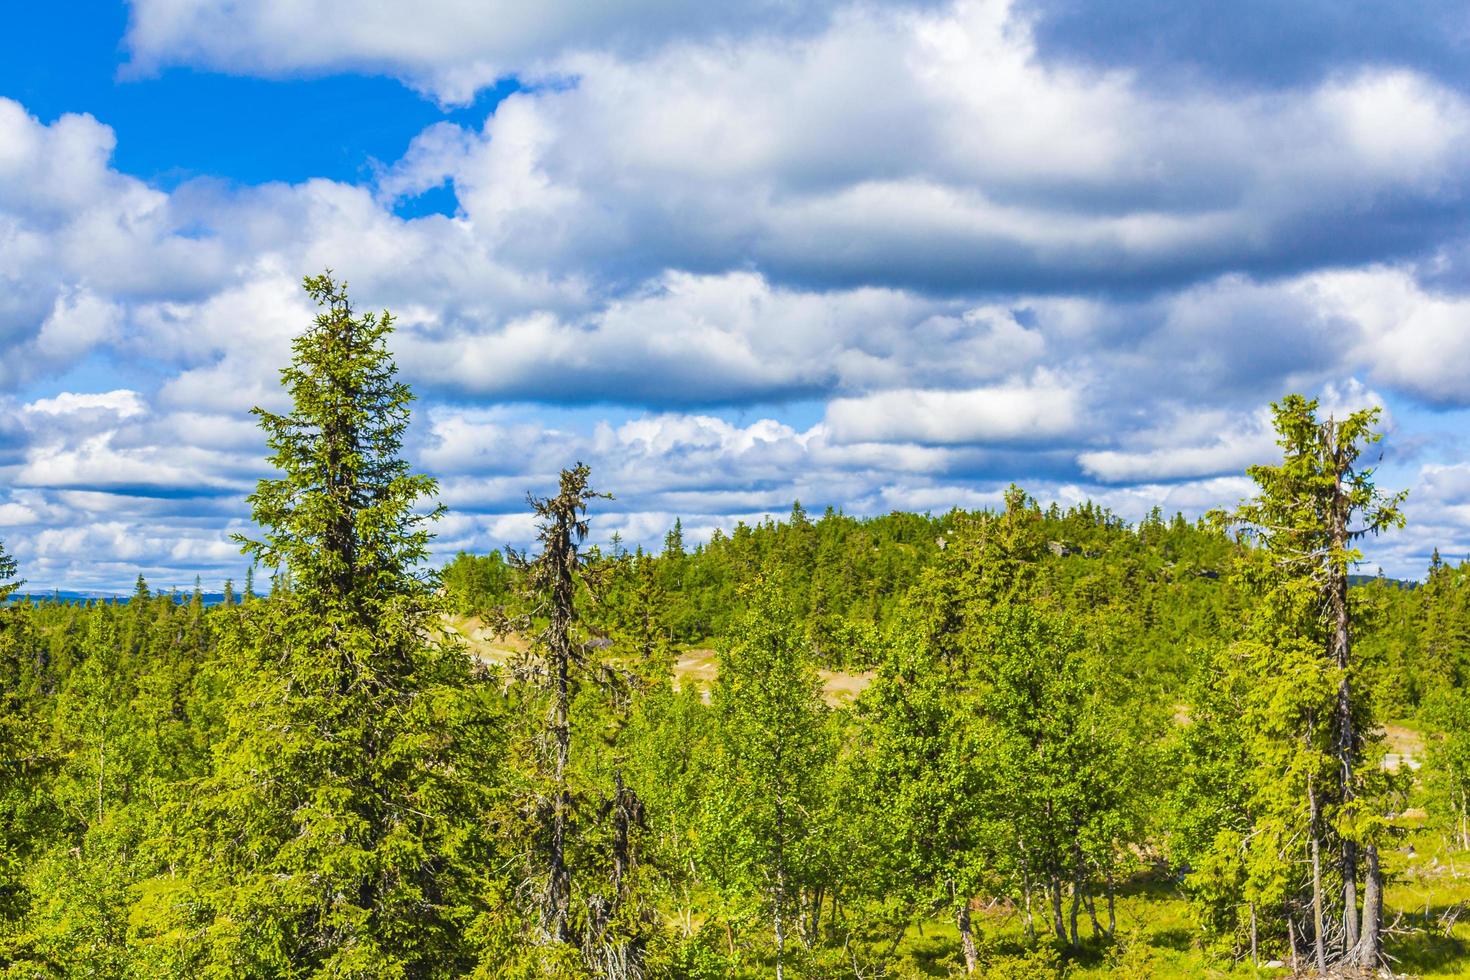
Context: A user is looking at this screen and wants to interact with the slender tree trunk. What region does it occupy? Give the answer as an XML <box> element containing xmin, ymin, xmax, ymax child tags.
<box><xmin>1309</xmin><ymin>777</ymin><xmax>1329</xmax><ymax>975</ymax></box>
<box><xmin>1084</xmin><ymin>886</ymin><xmax>1102</xmax><ymax>939</ymax></box>
<box><xmin>956</xmin><ymin>902</ymin><xmax>979</xmax><ymax>974</ymax></box>
<box><xmin>549</xmin><ymin>641</ymin><xmax>572</xmax><ymax>942</ymax></box>
<box><xmin>1327</xmin><ymin>434</ymin><xmax>1362</xmax><ymax>955</ymax></box>
<box><xmin>1250</xmin><ymin>902</ymin><xmax>1258</xmax><ymax>967</ymax></box>
<box><xmin>1288</xmin><ymin>914</ymin><xmax>1300</xmax><ymax>975</ymax></box>
<box><xmin>1068</xmin><ymin>870</ymin><xmax>1082</xmax><ymax>948</ymax></box>
<box><xmin>774</xmin><ymin>783</ymin><xmax>786</xmax><ymax>980</ymax></box>
<box><xmin>1023</xmin><ymin>873</ymin><xmax>1036</xmax><ymax>941</ymax></box>
<box><xmin>773</xmin><ymin>887</ymin><xmax>785</xmax><ymax>980</ymax></box>
<box><xmin>1356</xmin><ymin>842</ymin><xmax>1383</xmax><ymax>969</ymax></box>
<box><xmin>1050</xmin><ymin>876</ymin><xmax>1067</xmax><ymax>943</ymax></box>
<box><xmin>1105</xmin><ymin>872</ymin><xmax>1117</xmax><ymax>938</ymax></box>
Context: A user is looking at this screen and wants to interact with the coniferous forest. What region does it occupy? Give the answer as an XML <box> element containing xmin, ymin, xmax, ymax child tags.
<box><xmin>8</xmin><ymin>277</ymin><xmax>1470</xmax><ymax>979</ymax></box>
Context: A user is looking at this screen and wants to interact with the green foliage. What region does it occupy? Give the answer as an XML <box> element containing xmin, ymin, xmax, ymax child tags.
<box><xmin>442</xmin><ymin>549</ymin><xmax>516</xmax><ymax>616</ymax></box>
<box><xmin>1184</xmin><ymin>395</ymin><xmax>1404</xmax><ymax>970</ymax></box>
<box><xmin>704</xmin><ymin>580</ymin><xmax>836</xmax><ymax>977</ymax></box>
<box><xmin>150</xmin><ymin>272</ymin><xmax>503</xmax><ymax>977</ymax></box>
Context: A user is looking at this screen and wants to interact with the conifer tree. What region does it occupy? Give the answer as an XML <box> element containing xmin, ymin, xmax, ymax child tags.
<box><xmin>1207</xmin><ymin>394</ymin><xmax>1403</xmax><ymax>969</ymax></box>
<box><xmin>167</xmin><ymin>272</ymin><xmax>502</xmax><ymax>977</ymax></box>
<box><xmin>502</xmin><ymin>464</ymin><xmax>651</xmax><ymax>978</ymax></box>
<box><xmin>0</xmin><ymin>539</ymin><xmax>18</xmax><ymax>604</ymax></box>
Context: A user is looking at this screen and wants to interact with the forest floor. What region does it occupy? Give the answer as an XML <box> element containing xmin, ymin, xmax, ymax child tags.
<box><xmin>864</xmin><ymin>823</ymin><xmax>1470</xmax><ymax>978</ymax></box>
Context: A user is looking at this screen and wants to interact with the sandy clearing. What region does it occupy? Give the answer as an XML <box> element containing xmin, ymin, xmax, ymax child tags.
<box><xmin>441</xmin><ymin>617</ymin><xmax>873</xmax><ymax>704</ymax></box>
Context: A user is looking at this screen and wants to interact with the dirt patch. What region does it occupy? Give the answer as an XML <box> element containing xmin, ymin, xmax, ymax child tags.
<box><xmin>1384</xmin><ymin>722</ymin><xmax>1426</xmax><ymax>772</ymax></box>
<box><xmin>818</xmin><ymin>669</ymin><xmax>875</xmax><ymax>705</ymax></box>
<box><xmin>673</xmin><ymin>647</ymin><xmax>872</xmax><ymax>705</ymax></box>
<box><xmin>445</xmin><ymin>625</ymin><xmax>874</xmax><ymax>704</ymax></box>
<box><xmin>441</xmin><ymin>614</ymin><xmax>526</xmax><ymax>666</ymax></box>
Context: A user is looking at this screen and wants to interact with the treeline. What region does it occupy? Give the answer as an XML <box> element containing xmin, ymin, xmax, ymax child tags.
<box><xmin>1</xmin><ymin>274</ymin><xmax>1468</xmax><ymax>977</ymax></box>
<box><xmin>444</xmin><ymin>497</ymin><xmax>1236</xmax><ymax>677</ymax></box>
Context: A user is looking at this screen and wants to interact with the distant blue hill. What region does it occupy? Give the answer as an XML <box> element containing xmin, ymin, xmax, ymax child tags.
<box><xmin>4</xmin><ymin>590</ymin><xmax>245</xmax><ymax>607</ymax></box>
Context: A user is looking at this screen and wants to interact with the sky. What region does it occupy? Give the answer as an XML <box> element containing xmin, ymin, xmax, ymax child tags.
<box><xmin>3</xmin><ymin>0</ymin><xmax>1470</xmax><ymax>591</ymax></box>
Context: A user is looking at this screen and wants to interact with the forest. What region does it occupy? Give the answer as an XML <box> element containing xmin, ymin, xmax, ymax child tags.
<box><xmin>3</xmin><ymin>275</ymin><xmax>1470</xmax><ymax>979</ymax></box>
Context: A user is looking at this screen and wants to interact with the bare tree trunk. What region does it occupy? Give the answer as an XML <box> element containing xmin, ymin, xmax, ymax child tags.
<box><xmin>1105</xmin><ymin>872</ymin><xmax>1117</xmax><ymax>938</ymax></box>
<box><xmin>1356</xmin><ymin>842</ymin><xmax>1382</xmax><ymax>969</ymax></box>
<box><xmin>1021</xmin><ymin>860</ymin><xmax>1036</xmax><ymax>941</ymax></box>
<box><xmin>549</xmin><ymin>640</ymin><xmax>572</xmax><ymax>942</ymax></box>
<box><xmin>1250</xmin><ymin>902</ymin><xmax>1258</xmax><ymax>968</ymax></box>
<box><xmin>956</xmin><ymin>902</ymin><xmax>979</xmax><ymax>974</ymax></box>
<box><xmin>1327</xmin><ymin>423</ymin><xmax>1361</xmax><ymax>956</ymax></box>
<box><xmin>773</xmin><ymin>887</ymin><xmax>785</xmax><ymax>980</ymax></box>
<box><xmin>1068</xmin><ymin>868</ymin><xmax>1082</xmax><ymax>948</ymax></box>
<box><xmin>1050</xmin><ymin>877</ymin><xmax>1067</xmax><ymax>944</ymax></box>
<box><xmin>1288</xmin><ymin>914</ymin><xmax>1300</xmax><ymax>975</ymax></box>
<box><xmin>1309</xmin><ymin>776</ymin><xmax>1329</xmax><ymax>975</ymax></box>
<box><xmin>1084</xmin><ymin>886</ymin><xmax>1102</xmax><ymax>939</ymax></box>
<box><xmin>774</xmin><ymin>792</ymin><xmax>786</xmax><ymax>980</ymax></box>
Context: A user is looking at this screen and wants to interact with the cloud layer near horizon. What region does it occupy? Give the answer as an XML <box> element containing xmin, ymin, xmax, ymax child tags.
<box><xmin>3</xmin><ymin>0</ymin><xmax>1470</xmax><ymax>589</ymax></box>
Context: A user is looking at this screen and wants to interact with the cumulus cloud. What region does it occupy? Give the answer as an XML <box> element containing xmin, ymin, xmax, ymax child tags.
<box><xmin>825</xmin><ymin>375</ymin><xmax>1081</xmax><ymax>446</ymax></box>
<box><xmin>371</xmin><ymin>1</ymin><xmax>1470</xmax><ymax>294</ymax></box>
<box><xmin>122</xmin><ymin>0</ymin><xmax>914</xmax><ymax>104</ymax></box>
<box><xmin>6</xmin><ymin>2</ymin><xmax>1470</xmax><ymax>585</ymax></box>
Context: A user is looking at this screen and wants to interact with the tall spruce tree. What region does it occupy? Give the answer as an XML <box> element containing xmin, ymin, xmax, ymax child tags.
<box><xmin>166</xmin><ymin>272</ymin><xmax>503</xmax><ymax>977</ymax></box>
<box><xmin>1211</xmin><ymin>394</ymin><xmax>1404</xmax><ymax>969</ymax></box>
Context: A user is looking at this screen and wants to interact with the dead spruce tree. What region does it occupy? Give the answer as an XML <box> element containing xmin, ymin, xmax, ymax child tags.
<box><xmin>505</xmin><ymin>463</ymin><xmax>650</xmax><ymax>978</ymax></box>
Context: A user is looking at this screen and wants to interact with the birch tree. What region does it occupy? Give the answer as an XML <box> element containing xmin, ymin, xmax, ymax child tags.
<box><xmin>703</xmin><ymin>580</ymin><xmax>834</xmax><ymax>980</ymax></box>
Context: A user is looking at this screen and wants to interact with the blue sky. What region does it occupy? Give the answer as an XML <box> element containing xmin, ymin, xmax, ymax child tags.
<box><xmin>2</xmin><ymin>0</ymin><xmax>1470</xmax><ymax>590</ymax></box>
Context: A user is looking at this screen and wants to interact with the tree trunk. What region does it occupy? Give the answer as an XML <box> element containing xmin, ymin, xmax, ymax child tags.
<box><xmin>956</xmin><ymin>902</ymin><xmax>979</xmax><ymax>975</ymax></box>
<box><xmin>1105</xmin><ymin>873</ymin><xmax>1117</xmax><ymax>938</ymax></box>
<box><xmin>1084</xmin><ymin>885</ymin><xmax>1102</xmax><ymax>939</ymax></box>
<box><xmin>1356</xmin><ymin>842</ymin><xmax>1383</xmax><ymax>969</ymax></box>
<box><xmin>774</xmin><ymin>792</ymin><xmax>786</xmax><ymax>980</ymax></box>
<box><xmin>1050</xmin><ymin>877</ymin><xmax>1067</xmax><ymax>943</ymax></box>
<box><xmin>773</xmin><ymin>889</ymin><xmax>785</xmax><ymax>980</ymax></box>
<box><xmin>549</xmin><ymin>630</ymin><xmax>572</xmax><ymax>943</ymax></box>
<box><xmin>1250</xmin><ymin>902</ymin><xmax>1258</xmax><ymax>967</ymax></box>
<box><xmin>1068</xmin><ymin>871</ymin><xmax>1082</xmax><ymax>948</ymax></box>
<box><xmin>1327</xmin><ymin>426</ymin><xmax>1362</xmax><ymax>956</ymax></box>
<box><xmin>1309</xmin><ymin>776</ymin><xmax>1329</xmax><ymax>975</ymax></box>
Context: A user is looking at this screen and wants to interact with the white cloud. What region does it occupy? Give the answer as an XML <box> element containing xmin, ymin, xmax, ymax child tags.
<box><xmin>123</xmin><ymin>0</ymin><xmax>884</xmax><ymax>105</ymax></box>
<box><xmin>24</xmin><ymin>390</ymin><xmax>147</xmax><ymax>418</ymax></box>
<box><xmin>825</xmin><ymin>375</ymin><xmax>1081</xmax><ymax>445</ymax></box>
<box><xmin>4</xmin><ymin>2</ymin><xmax>1470</xmax><ymax>586</ymax></box>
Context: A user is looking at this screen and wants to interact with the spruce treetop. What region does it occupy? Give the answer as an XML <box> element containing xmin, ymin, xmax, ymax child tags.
<box><xmin>236</xmin><ymin>271</ymin><xmax>441</xmax><ymax>611</ymax></box>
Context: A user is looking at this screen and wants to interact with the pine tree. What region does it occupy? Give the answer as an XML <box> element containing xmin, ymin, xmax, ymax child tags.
<box><xmin>0</xmin><ymin>538</ymin><xmax>19</xmax><ymax>604</ymax></box>
<box><xmin>500</xmin><ymin>464</ymin><xmax>651</xmax><ymax>978</ymax></box>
